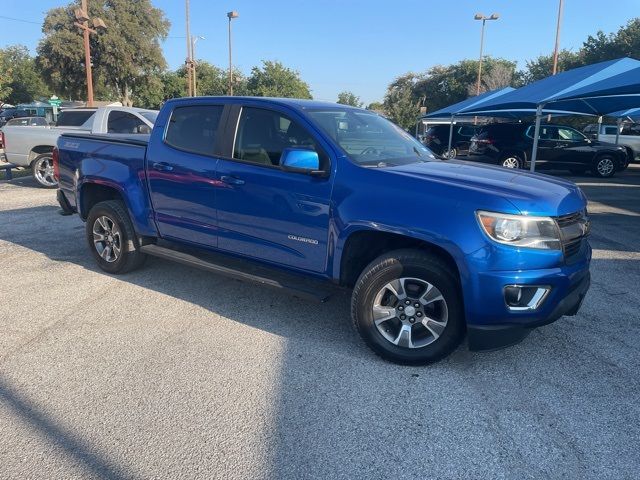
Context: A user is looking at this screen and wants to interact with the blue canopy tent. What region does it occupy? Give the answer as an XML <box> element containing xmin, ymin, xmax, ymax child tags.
<box><xmin>420</xmin><ymin>87</ymin><xmax>514</xmax><ymax>157</ymax></box>
<box><xmin>458</xmin><ymin>57</ymin><xmax>640</xmax><ymax>171</ymax></box>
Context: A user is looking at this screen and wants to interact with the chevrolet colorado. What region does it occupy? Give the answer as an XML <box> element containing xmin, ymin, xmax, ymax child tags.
<box><xmin>55</xmin><ymin>97</ymin><xmax>591</xmax><ymax>364</ymax></box>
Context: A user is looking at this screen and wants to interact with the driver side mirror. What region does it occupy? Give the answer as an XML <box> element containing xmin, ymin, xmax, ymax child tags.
<box><xmin>280</xmin><ymin>147</ymin><xmax>327</xmax><ymax>177</ymax></box>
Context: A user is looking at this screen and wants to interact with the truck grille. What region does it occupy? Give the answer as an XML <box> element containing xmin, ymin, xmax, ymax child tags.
<box><xmin>556</xmin><ymin>210</ymin><xmax>590</xmax><ymax>262</ymax></box>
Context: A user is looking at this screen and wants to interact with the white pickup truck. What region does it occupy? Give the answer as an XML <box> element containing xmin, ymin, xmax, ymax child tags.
<box><xmin>583</xmin><ymin>123</ymin><xmax>640</xmax><ymax>165</ymax></box>
<box><xmin>1</xmin><ymin>106</ymin><xmax>157</xmax><ymax>187</ymax></box>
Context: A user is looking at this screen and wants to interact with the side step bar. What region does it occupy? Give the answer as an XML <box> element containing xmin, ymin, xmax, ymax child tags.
<box><xmin>139</xmin><ymin>243</ymin><xmax>334</xmax><ymax>303</ymax></box>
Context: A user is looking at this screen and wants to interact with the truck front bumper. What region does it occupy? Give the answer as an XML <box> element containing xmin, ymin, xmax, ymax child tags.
<box><xmin>467</xmin><ymin>269</ymin><xmax>590</xmax><ymax>350</ymax></box>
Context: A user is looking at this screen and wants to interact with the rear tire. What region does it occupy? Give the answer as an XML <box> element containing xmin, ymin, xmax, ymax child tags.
<box><xmin>351</xmin><ymin>249</ymin><xmax>464</xmax><ymax>365</ymax></box>
<box><xmin>443</xmin><ymin>148</ymin><xmax>457</xmax><ymax>159</ymax></box>
<box><xmin>86</xmin><ymin>200</ymin><xmax>146</xmax><ymax>274</ymax></box>
<box><xmin>592</xmin><ymin>155</ymin><xmax>616</xmax><ymax>178</ymax></box>
<box><xmin>31</xmin><ymin>153</ymin><xmax>57</xmax><ymax>188</ymax></box>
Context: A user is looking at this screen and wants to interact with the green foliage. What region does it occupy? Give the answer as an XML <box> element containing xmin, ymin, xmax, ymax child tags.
<box><xmin>337</xmin><ymin>91</ymin><xmax>362</xmax><ymax>107</ymax></box>
<box><xmin>523</xmin><ymin>50</ymin><xmax>582</xmax><ymax>83</ymax></box>
<box><xmin>366</xmin><ymin>101</ymin><xmax>385</xmax><ymax>112</ymax></box>
<box><xmin>246</xmin><ymin>61</ymin><xmax>312</xmax><ymax>99</ymax></box>
<box><xmin>37</xmin><ymin>0</ymin><xmax>169</xmax><ymax>105</ymax></box>
<box><xmin>383</xmin><ymin>72</ymin><xmax>424</xmax><ymax>130</ymax></box>
<box><xmin>0</xmin><ymin>45</ymin><xmax>49</xmax><ymax>104</ymax></box>
<box><xmin>0</xmin><ymin>51</ymin><xmax>13</xmax><ymax>104</ymax></box>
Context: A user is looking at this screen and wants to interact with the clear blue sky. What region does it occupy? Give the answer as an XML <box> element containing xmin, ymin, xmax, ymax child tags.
<box><xmin>1</xmin><ymin>0</ymin><xmax>638</xmax><ymax>104</ymax></box>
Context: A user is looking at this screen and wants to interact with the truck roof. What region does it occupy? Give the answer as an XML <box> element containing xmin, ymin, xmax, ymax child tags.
<box><xmin>164</xmin><ymin>96</ymin><xmax>362</xmax><ymax>111</ymax></box>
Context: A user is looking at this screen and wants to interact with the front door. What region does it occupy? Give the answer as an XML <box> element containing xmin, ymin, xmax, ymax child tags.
<box><xmin>215</xmin><ymin>106</ymin><xmax>333</xmax><ymax>273</ymax></box>
<box><xmin>146</xmin><ymin>103</ymin><xmax>226</xmax><ymax>247</ymax></box>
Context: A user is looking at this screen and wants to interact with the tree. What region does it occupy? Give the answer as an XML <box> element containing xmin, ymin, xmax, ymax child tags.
<box><xmin>337</xmin><ymin>91</ymin><xmax>362</xmax><ymax>107</ymax></box>
<box><xmin>0</xmin><ymin>45</ymin><xmax>49</xmax><ymax>104</ymax></box>
<box><xmin>366</xmin><ymin>101</ymin><xmax>385</xmax><ymax>112</ymax></box>
<box><xmin>523</xmin><ymin>50</ymin><xmax>581</xmax><ymax>83</ymax></box>
<box><xmin>383</xmin><ymin>73</ymin><xmax>424</xmax><ymax>130</ymax></box>
<box><xmin>177</xmin><ymin>61</ymin><xmax>247</xmax><ymax>97</ymax></box>
<box><xmin>37</xmin><ymin>0</ymin><xmax>169</xmax><ymax>105</ymax></box>
<box><xmin>0</xmin><ymin>51</ymin><xmax>13</xmax><ymax>105</ymax></box>
<box><xmin>246</xmin><ymin>60</ymin><xmax>312</xmax><ymax>98</ymax></box>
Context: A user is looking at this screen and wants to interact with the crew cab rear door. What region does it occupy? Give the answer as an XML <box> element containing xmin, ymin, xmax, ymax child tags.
<box><xmin>145</xmin><ymin>103</ymin><xmax>227</xmax><ymax>247</ymax></box>
<box><xmin>214</xmin><ymin>103</ymin><xmax>334</xmax><ymax>274</ymax></box>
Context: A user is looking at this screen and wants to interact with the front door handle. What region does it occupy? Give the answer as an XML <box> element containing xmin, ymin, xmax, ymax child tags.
<box><xmin>221</xmin><ymin>175</ymin><xmax>245</xmax><ymax>185</ymax></box>
<box><xmin>152</xmin><ymin>162</ymin><xmax>173</xmax><ymax>172</ymax></box>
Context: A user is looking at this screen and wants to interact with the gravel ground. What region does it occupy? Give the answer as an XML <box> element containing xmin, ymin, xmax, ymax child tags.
<box><xmin>0</xmin><ymin>166</ymin><xmax>638</xmax><ymax>479</ymax></box>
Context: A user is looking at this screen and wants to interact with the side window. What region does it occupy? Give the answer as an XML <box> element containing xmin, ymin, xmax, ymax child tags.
<box><xmin>458</xmin><ymin>126</ymin><xmax>475</xmax><ymax>137</ymax></box>
<box><xmin>164</xmin><ymin>105</ymin><xmax>223</xmax><ymax>156</ymax></box>
<box><xmin>233</xmin><ymin>107</ymin><xmax>318</xmax><ymax>166</ymax></box>
<box><xmin>557</xmin><ymin>127</ymin><xmax>584</xmax><ymax>141</ymax></box>
<box><xmin>603</xmin><ymin>126</ymin><xmax>618</xmax><ymax>135</ymax></box>
<box><xmin>107</xmin><ymin>111</ymin><xmax>147</xmax><ymax>134</ymax></box>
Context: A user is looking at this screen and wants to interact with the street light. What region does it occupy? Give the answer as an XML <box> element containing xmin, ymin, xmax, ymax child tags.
<box><xmin>74</xmin><ymin>0</ymin><xmax>106</xmax><ymax>107</ymax></box>
<box><xmin>191</xmin><ymin>35</ymin><xmax>205</xmax><ymax>96</ymax></box>
<box><xmin>474</xmin><ymin>13</ymin><xmax>499</xmax><ymax>96</ymax></box>
<box><xmin>227</xmin><ymin>11</ymin><xmax>239</xmax><ymax>96</ymax></box>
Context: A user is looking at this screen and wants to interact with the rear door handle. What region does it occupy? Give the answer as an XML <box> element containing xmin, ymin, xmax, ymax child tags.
<box><xmin>152</xmin><ymin>162</ymin><xmax>173</xmax><ymax>172</ymax></box>
<box><xmin>221</xmin><ymin>175</ymin><xmax>245</xmax><ymax>185</ymax></box>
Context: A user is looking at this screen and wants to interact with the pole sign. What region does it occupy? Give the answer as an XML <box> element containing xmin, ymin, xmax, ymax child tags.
<box><xmin>49</xmin><ymin>95</ymin><xmax>62</xmax><ymax>119</ymax></box>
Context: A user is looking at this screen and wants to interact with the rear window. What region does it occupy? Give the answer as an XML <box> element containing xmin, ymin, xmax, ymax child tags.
<box><xmin>164</xmin><ymin>105</ymin><xmax>224</xmax><ymax>156</ymax></box>
<box><xmin>56</xmin><ymin>110</ymin><xmax>96</xmax><ymax>127</ymax></box>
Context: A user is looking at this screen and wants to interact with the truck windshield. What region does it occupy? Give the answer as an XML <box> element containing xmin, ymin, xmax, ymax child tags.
<box><xmin>307</xmin><ymin>109</ymin><xmax>436</xmax><ymax>167</ymax></box>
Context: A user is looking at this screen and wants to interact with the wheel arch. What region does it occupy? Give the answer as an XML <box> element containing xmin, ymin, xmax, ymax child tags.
<box><xmin>28</xmin><ymin>145</ymin><xmax>55</xmax><ymax>164</ymax></box>
<box><xmin>77</xmin><ymin>181</ymin><xmax>128</xmax><ymax>221</ymax></box>
<box><xmin>335</xmin><ymin>227</ymin><xmax>465</xmax><ymax>291</ymax></box>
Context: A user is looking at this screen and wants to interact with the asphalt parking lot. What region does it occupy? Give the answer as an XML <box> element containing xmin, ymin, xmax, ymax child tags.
<box><xmin>0</xmin><ymin>166</ymin><xmax>639</xmax><ymax>479</ymax></box>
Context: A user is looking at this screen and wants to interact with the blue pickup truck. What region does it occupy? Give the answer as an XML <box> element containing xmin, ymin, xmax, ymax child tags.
<box><xmin>55</xmin><ymin>97</ymin><xmax>591</xmax><ymax>364</ymax></box>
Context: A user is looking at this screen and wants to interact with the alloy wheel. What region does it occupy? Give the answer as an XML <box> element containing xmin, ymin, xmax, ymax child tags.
<box><xmin>597</xmin><ymin>157</ymin><xmax>614</xmax><ymax>177</ymax></box>
<box><xmin>502</xmin><ymin>157</ymin><xmax>520</xmax><ymax>169</ymax></box>
<box><xmin>372</xmin><ymin>277</ymin><xmax>449</xmax><ymax>349</ymax></box>
<box><xmin>33</xmin><ymin>156</ymin><xmax>57</xmax><ymax>187</ymax></box>
<box><xmin>92</xmin><ymin>216</ymin><xmax>122</xmax><ymax>263</ymax></box>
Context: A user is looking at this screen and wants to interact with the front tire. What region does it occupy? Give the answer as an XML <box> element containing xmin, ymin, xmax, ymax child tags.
<box><xmin>351</xmin><ymin>249</ymin><xmax>464</xmax><ymax>365</ymax></box>
<box><xmin>443</xmin><ymin>148</ymin><xmax>457</xmax><ymax>159</ymax></box>
<box><xmin>592</xmin><ymin>155</ymin><xmax>616</xmax><ymax>178</ymax></box>
<box><xmin>86</xmin><ymin>200</ymin><xmax>146</xmax><ymax>274</ymax></box>
<box><xmin>31</xmin><ymin>153</ymin><xmax>57</xmax><ymax>188</ymax></box>
<box><xmin>500</xmin><ymin>154</ymin><xmax>522</xmax><ymax>169</ymax></box>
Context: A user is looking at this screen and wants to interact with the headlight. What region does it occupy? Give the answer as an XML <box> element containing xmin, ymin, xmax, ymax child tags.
<box><xmin>476</xmin><ymin>211</ymin><xmax>561</xmax><ymax>250</ymax></box>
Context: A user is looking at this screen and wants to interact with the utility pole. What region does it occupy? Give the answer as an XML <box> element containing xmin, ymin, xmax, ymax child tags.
<box><xmin>74</xmin><ymin>0</ymin><xmax>106</xmax><ymax>107</ymax></box>
<box><xmin>552</xmin><ymin>0</ymin><xmax>565</xmax><ymax>75</ymax></box>
<box><xmin>185</xmin><ymin>0</ymin><xmax>193</xmax><ymax>96</ymax></box>
<box><xmin>191</xmin><ymin>36</ymin><xmax>204</xmax><ymax>96</ymax></box>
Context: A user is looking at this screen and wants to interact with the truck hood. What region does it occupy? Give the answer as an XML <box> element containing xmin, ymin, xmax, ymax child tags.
<box><xmin>387</xmin><ymin>160</ymin><xmax>586</xmax><ymax>216</ymax></box>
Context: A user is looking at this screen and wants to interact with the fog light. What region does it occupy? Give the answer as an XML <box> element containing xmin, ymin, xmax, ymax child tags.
<box><xmin>504</xmin><ymin>285</ymin><xmax>550</xmax><ymax>311</ymax></box>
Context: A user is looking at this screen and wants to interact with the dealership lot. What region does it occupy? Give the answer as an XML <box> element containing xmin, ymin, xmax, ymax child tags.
<box><xmin>0</xmin><ymin>167</ymin><xmax>639</xmax><ymax>479</ymax></box>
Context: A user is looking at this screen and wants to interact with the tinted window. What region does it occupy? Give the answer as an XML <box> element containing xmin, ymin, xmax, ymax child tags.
<box><xmin>6</xmin><ymin>117</ymin><xmax>48</xmax><ymax>126</ymax></box>
<box><xmin>56</xmin><ymin>110</ymin><xmax>96</xmax><ymax>126</ymax></box>
<box><xmin>234</xmin><ymin>107</ymin><xmax>319</xmax><ymax>166</ymax></box>
<box><xmin>603</xmin><ymin>126</ymin><xmax>618</xmax><ymax>135</ymax></box>
<box><xmin>165</xmin><ymin>105</ymin><xmax>223</xmax><ymax>156</ymax></box>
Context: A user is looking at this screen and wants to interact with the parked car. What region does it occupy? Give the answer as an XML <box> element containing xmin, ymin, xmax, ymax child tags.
<box><xmin>469</xmin><ymin>123</ymin><xmax>627</xmax><ymax>178</ymax></box>
<box><xmin>2</xmin><ymin>106</ymin><xmax>157</xmax><ymax>187</ymax></box>
<box><xmin>583</xmin><ymin>123</ymin><xmax>639</xmax><ymax>164</ymax></box>
<box><xmin>4</xmin><ymin>116</ymin><xmax>49</xmax><ymax>127</ymax></box>
<box><xmin>424</xmin><ymin>124</ymin><xmax>478</xmax><ymax>158</ymax></box>
<box><xmin>55</xmin><ymin>97</ymin><xmax>591</xmax><ymax>365</ymax></box>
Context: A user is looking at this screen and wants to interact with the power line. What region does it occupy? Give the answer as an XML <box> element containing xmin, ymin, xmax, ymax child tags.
<box><xmin>0</xmin><ymin>15</ymin><xmax>41</xmax><ymax>25</ymax></box>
